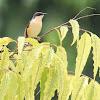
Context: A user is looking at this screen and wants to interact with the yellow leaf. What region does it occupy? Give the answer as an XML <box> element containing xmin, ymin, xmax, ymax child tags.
<box><xmin>0</xmin><ymin>72</ymin><xmax>10</xmax><ymax>100</ymax></box>
<box><xmin>41</xmin><ymin>42</ymin><xmax>50</xmax><ymax>47</ymax></box>
<box><xmin>55</xmin><ymin>29</ymin><xmax>62</xmax><ymax>46</ymax></box>
<box><xmin>71</xmin><ymin>76</ymin><xmax>89</xmax><ymax>100</ymax></box>
<box><xmin>16</xmin><ymin>59</ymin><xmax>24</xmax><ymax>73</ymax></box>
<box><xmin>31</xmin><ymin>48</ymin><xmax>54</xmax><ymax>91</ymax></box>
<box><xmin>8</xmin><ymin>60</ymin><xmax>16</xmax><ymax>71</ymax></box>
<box><xmin>60</xmin><ymin>26</ymin><xmax>68</xmax><ymax>41</ymax></box>
<box><xmin>56</xmin><ymin>46</ymin><xmax>68</xmax><ymax>69</ymax></box>
<box><xmin>60</xmin><ymin>75</ymin><xmax>74</xmax><ymax>100</ymax></box>
<box><xmin>0</xmin><ymin>37</ymin><xmax>16</xmax><ymax>46</ymax></box>
<box><xmin>25</xmin><ymin>38</ymin><xmax>40</xmax><ymax>47</ymax></box>
<box><xmin>40</xmin><ymin>67</ymin><xmax>49</xmax><ymax>100</ymax></box>
<box><xmin>22</xmin><ymin>46</ymin><xmax>43</xmax><ymax>71</ymax></box>
<box><xmin>4</xmin><ymin>72</ymin><xmax>18</xmax><ymax>100</ymax></box>
<box><xmin>53</xmin><ymin>54</ymin><xmax>68</xmax><ymax>100</ymax></box>
<box><xmin>18</xmin><ymin>37</ymin><xmax>25</xmax><ymax>55</ymax></box>
<box><xmin>95</xmin><ymin>81</ymin><xmax>100</xmax><ymax>100</ymax></box>
<box><xmin>84</xmin><ymin>80</ymin><xmax>99</xmax><ymax>100</ymax></box>
<box><xmin>0</xmin><ymin>47</ymin><xmax>9</xmax><ymax>69</ymax></box>
<box><xmin>43</xmin><ymin>67</ymin><xmax>58</xmax><ymax>100</ymax></box>
<box><xmin>0</xmin><ymin>46</ymin><xmax>3</xmax><ymax>51</ymax></box>
<box><xmin>16</xmin><ymin>75</ymin><xmax>25</xmax><ymax>100</ymax></box>
<box><xmin>75</xmin><ymin>32</ymin><xmax>91</xmax><ymax>77</ymax></box>
<box><xmin>69</xmin><ymin>19</ymin><xmax>79</xmax><ymax>45</ymax></box>
<box><xmin>91</xmin><ymin>34</ymin><xmax>100</xmax><ymax>79</ymax></box>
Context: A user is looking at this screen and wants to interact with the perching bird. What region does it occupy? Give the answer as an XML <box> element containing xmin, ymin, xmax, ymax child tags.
<box><xmin>24</xmin><ymin>12</ymin><xmax>47</xmax><ymax>38</ymax></box>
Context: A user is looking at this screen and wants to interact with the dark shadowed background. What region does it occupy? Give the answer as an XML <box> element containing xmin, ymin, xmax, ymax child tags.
<box><xmin>0</xmin><ymin>0</ymin><xmax>100</xmax><ymax>99</ymax></box>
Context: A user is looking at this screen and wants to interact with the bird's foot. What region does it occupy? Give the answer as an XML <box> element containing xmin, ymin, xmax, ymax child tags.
<box><xmin>35</xmin><ymin>36</ymin><xmax>41</xmax><ymax>41</ymax></box>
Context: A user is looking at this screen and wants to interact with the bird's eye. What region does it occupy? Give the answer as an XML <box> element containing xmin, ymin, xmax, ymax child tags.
<box><xmin>37</xmin><ymin>13</ymin><xmax>42</xmax><ymax>16</ymax></box>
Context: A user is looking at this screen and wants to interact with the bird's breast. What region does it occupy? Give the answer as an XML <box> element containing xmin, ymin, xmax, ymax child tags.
<box><xmin>27</xmin><ymin>20</ymin><xmax>42</xmax><ymax>37</ymax></box>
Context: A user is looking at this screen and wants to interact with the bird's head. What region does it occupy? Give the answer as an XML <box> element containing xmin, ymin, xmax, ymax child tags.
<box><xmin>32</xmin><ymin>12</ymin><xmax>47</xmax><ymax>21</ymax></box>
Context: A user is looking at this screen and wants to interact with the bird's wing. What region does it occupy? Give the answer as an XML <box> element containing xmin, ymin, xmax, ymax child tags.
<box><xmin>24</xmin><ymin>22</ymin><xmax>30</xmax><ymax>38</ymax></box>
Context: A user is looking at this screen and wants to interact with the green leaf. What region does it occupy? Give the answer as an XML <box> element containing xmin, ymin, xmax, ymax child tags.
<box><xmin>75</xmin><ymin>32</ymin><xmax>91</xmax><ymax>77</ymax></box>
<box><xmin>69</xmin><ymin>19</ymin><xmax>79</xmax><ymax>45</ymax></box>
<box><xmin>0</xmin><ymin>37</ymin><xmax>16</xmax><ymax>46</ymax></box>
<box><xmin>60</xmin><ymin>26</ymin><xmax>68</xmax><ymax>41</ymax></box>
<box><xmin>91</xmin><ymin>34</ymin><xmax>100</xmax><ymax>79</ymax></box>
<box><xmin>0</xmin><ymin>47</ymin><xmax>9</xmax><ymax>69</ymax></box>
<box><xmin>18</xmin><ymin>37</ymin><xmax>25</xmax><ymax>55</ymax></box>
<box><xmin>43</xmin><ymin>67</ymin><xmax>58</xmax><ymax>100</ymax></box>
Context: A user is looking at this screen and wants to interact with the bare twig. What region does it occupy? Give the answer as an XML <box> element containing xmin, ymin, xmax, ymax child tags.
<box><xmin>39</xmin><ymin>22</ymin><xmax>69</xmax><ymax>39</ymax></box>
<box><xmin>40</xmin><ymin>24</ymin><xmax>93</xmax><ymax>40</ymax></box>
<box><xmin>75</xmin><ymin>14</ymin><xmax>100</xmax><ymax>20</ymax></box>
<box><xmin>73</xmin><ymin>7</ymin><xmax>96</xmax><ymax>20</ymax></box>
<box><xmin>39</xmin><ymin>7</ymin><xmax>100</xmax><ymax>39</ymax></box>
<box><xmin>64</xmin><ymin>25</ymin><xmax>92</xmax><ymax>34</ymax></box>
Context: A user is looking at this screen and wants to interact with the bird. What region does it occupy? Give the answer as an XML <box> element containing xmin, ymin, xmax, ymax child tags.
<box><xmin>24</xmin><ymin>12</ymin><xmax>47</xmax><ymax>39</ymax></box>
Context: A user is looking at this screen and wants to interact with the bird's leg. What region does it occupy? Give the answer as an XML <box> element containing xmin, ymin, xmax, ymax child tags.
<box><xmin>34</xmin><ymin>36</ymin><xmax>41</xmax><ymax>41</ymax></box>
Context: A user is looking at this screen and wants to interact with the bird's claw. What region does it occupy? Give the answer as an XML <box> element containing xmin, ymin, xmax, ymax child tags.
<box><xmin>35</xmin><ymin>36</ymin><xmax>41</xmax><ymax>41</ymax></box>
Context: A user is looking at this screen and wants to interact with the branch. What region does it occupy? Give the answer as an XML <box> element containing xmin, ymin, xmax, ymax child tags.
<box><xmin>73</xmin><ymin>7</ymin><xmax>96</xmax><ymax>20</ymax></box>
<box><xmin>40</xmin><ymin>24</ymin><xmax>93</xmax><ymax>39</ymax></box>
<box><xmin>75</xmin><ymin>14</ymin><xmax>100</xmax><ymax>20</ymax></box>
<box><xmin>39</xmin><ymin>7</ymin><xmax>100</xmax><ymax>39</ymax></box>
<box><xmin>39</xmin><ymin>22</ymin><xmax>69</xmax><ymax>39</ymax></box>
<box><xmin>39</xmin><ymin>18</ymin><xmax>95</xmax><ymax>39</ymax></box>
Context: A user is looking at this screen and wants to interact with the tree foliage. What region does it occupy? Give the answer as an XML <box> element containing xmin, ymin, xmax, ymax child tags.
<box><xmin>0</xmin><ymin>19</ymin><xmax>100</xmax><ymax>100</ymax></box>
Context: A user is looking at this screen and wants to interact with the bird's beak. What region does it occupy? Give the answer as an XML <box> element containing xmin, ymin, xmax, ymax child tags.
<box><xmin>43</xmin><ymin>13</ymin><xmax>47</xmax><ymax>15</ymax></box>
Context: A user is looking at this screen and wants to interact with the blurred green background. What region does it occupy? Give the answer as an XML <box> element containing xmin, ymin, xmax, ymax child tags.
<box><xmin>0</xmin><ymin>0</ymin><xmax>100</xmax><ymax>99</ymax></box>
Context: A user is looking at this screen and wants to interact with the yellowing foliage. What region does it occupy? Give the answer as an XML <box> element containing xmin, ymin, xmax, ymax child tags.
<box><xmin>69</xmin><ymin>19</ymin><xmax>79</xmax><ymax>45</ymax></box>
<box><xmin>91</xmin><ymin>33</ymin><xmax>100</xmax><ymax>79</ymax></box>
<box><xmin>0</xmin><ymin>47</ymin><xmax>9</xmax><ymax>69</ymax></box>
<box><xmin>60</xmin><ymin>26</ymin><xmax>68</xmax><ymax>41</ymax></box>
<box><xmin>75</xmin><ymin>32</ymin><xmax>91</xmax><ymax>77</ymax></box>
<box><xmin>56</xmin><ymin>26</ymin><xmax>68</xmax><ymax>46</ymax></box>
<box><xmin>0</xmin><ymin>19</ymin><xmax>100</xmax><ymax>100</ymax></box>
<box><xmin>0</xmin><ymin>37</ymin><xmax>16</xmax><ymax>46</ymax></box>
